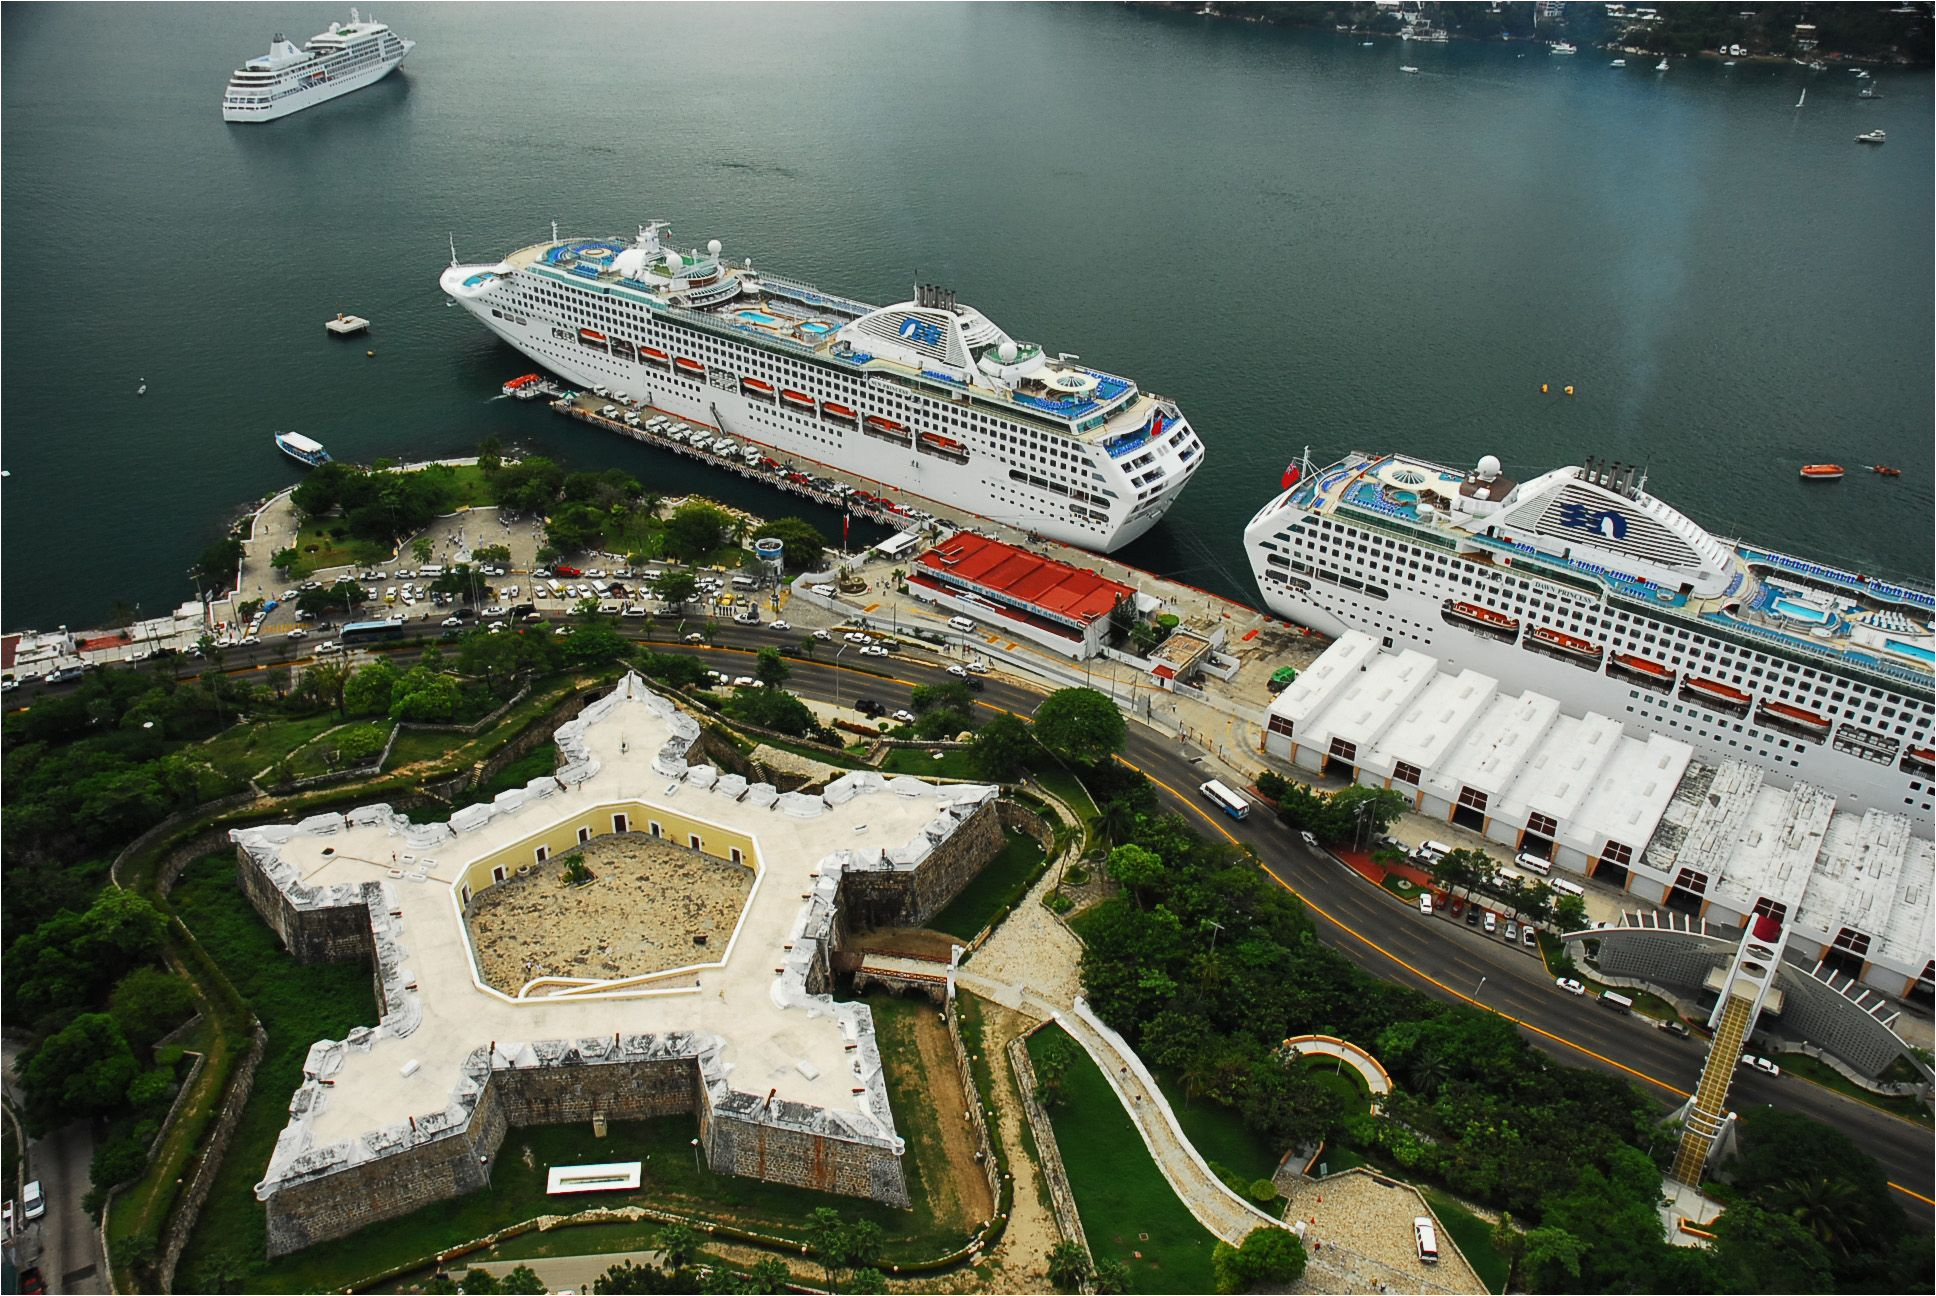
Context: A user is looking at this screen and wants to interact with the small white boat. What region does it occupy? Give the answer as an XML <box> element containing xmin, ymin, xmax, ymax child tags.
<box><xmin>1855</xmin><ymin>69</ymin><xmax>1871</xmax><ymax>78</ymax></box>
<box><xmin>1656</xmin><ymin>57</ymin><xmax>1670</xmax><ymax>71</ymax></box>
<box><xmin>1610</xmin><ymin>58</ymin><xmax>1627</xmax><ymax>67</ymax></box>
<box><xmin>1400</xmin><ymin>64</ymin><xmax>1420</xmax><ymax>74</ymax></box>
<box><xmin>1856</xmin><ymin>129</ymin><xmax>1887</xmax><ymax>144</ymax></box>
<box><xmin>1363</xmin><ymin>40</ymin><xmax>1374</xmax><ymax>46</ymax></box>
<box><xmin>1795</xmin><ymin>87</ymin><xmax>1807</xmax><ymax>108</ymax></box>
<box><xmin>1724</xmin><ymin>60</ymin><xmax>1736</xmax><ymax>66</ymax></box>
<box><xmin>1550</xmin><ymin>41</ymin><xmax>1577</xmax><ymax>55</ymax></box>
<box><xmin>137</xmin><ymin>379</ymin><xmax>147</xmax><ymax>396</ymax></box>
<box><xmin>1859</xmin><ymin>83</ymin><xmax>1881</xmax><ymax>99</ymax></box>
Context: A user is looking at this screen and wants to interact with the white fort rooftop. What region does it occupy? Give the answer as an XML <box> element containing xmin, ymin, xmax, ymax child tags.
<box><xmin>233</xmin><ymin>674</ymin><xmax>996</xmax><ymax>1200</ymax></box>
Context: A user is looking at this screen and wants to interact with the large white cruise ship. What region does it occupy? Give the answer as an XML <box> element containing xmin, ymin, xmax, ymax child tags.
<box><xmin>440</xmin><ymin>224</ymin><xmax>1204</xmax><ymax>551</ymax></box>
<box><xmin>1245</xmin><ymin>450</ymin><xmax>1935</xmax><ymax>829</ymax></box>
<box><xmin>221</xmin><ymin>10</ymin><xmax>412</xmax><ymax>122</ymax></box>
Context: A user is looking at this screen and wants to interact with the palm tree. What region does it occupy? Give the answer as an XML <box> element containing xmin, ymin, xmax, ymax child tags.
<box><xmin>1097</xmin><ymin>796</ymin><xmax>1139</xmax><ymax>846</ymax></box>
<box><xmin>1780</xmin><ymin>1175</ymin><xmax>1862</xmax><ymax>1253</ymax></box>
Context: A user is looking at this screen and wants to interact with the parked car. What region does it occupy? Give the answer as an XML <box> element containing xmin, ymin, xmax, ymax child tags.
<box><xmin>684</xmin><ymin>632</ymin><xmax>706</xmax><ymax>643</ymax></box>
<box><xmin>1739</xmin><ymin>1054</ymin><xmax>1781</xmax><ymax>1076</ymax></box>
<box><xmin>1418</xmin><ymin>893</ymin><xmax>1434</xmax><ymax>917</ymax></box>
<box><xmin>22</xmin><ymin>1179</ymin><xmax>44</xmax><ymax>1220</ymax></box>
<box><xmin>1503</xmin><ymin>920</ymin><xmax>1519</xmax><ymax>942</ymax></box>
<box><xmin>285</xmin><ymin>627</ymin><xmax>308</xmax><ymax>639</ymax></box>
<box><xmin>1656</xmin><ymin>1019</ymin><xmax>1692</xmax><ymax>1039</ymax></box>
<box><xmin>1483</xmin><ymin>911</ymin><xmax>1498</xmax><ymax>935</ymax></box>
<box><xmin>1555</xmin><ymin>978</ymin><xmax>1586</xmax><ymax>996</ymax></box>
<box><xmin>860</xmin><ymin>645</ymin><xmax>889</xmax><ymax>657</ymax></box>
<box><xmin>811</xmin><ymin>583</ymin><xmax>837</xmax><ymax>596</ymax></box>
<box><xmin>854</xmin><ymin>698</ymin><xmax>885</xmax><ymax>717</ymax></box>
<box><xmin>892</xmin><ymin>709</ymin><xmax>916</xmax><ymax>723</ymax></box>
<box><xmin>812</xmin><ymin>629</ymin><xmax>832</xmax><ymax>640</ymax></box>
<box><xmin>770</xmin><ymin>619</ymin><xmax>790</xmax><ymax>631</ymax></box>
<box><xmin>1521</xmin><ymin>926</ymin><xmax>1538</xmax><ymax>948</ymax></box>
<box><xmin>946</xmin><ymin>664</ymin><xmax>968</xmax><ymax>677</ymax></box>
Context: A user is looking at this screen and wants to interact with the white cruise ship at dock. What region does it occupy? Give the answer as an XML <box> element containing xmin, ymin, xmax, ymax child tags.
<box><xmin>440</xmin><ymin>224</ymin><xmax>1204</xmax><ymax>552</ymax></box>
<box><xmin>221</xmin><ymin>10</ymin><xmax>412</xmax><ymax>122</ymax></box>
<box><xmin>1245</xmin><ymin>451</ymin><xmax>1935</xmax><ymax>829</ymax></box>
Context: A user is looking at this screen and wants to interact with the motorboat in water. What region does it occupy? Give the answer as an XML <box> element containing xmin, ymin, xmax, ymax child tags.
<box><xmin>1856</xmin><ymin>129</ymin><xmax>1887</xmax><ymax>144</ymax></box>
<box><xmin>1798</xmin><ymin>464</ymin><xmax>1845</xmax><ymax>480</ymax></box>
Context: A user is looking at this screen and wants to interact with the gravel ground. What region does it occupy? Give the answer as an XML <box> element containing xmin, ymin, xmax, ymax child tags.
<box><xmin>1281</xmin><ymin>1171</ymin><xmax>1483</xmax><ymax>1295</ymax></box>
<box><xmin>466</xmin><ymin>834</ymin><xmax>752</xmax><ymax>992</ymax></box>
<box><xmin>962</xmin><ymin>855</ymin><xmax>1084</xmax><ymax>1009</ymax></box>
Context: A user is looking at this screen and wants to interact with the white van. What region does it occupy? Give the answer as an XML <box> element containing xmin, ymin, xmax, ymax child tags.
<box><xmin>418</xmin><ymin>564</ymin><xmax>445</xmax><ymax>578</ymax></box>
<box><xmin>1414</xmin><ymin>1216</ymin><xmax>1439</xmax><ymax>1264</ymax></box>
<box><xmin>1548</xmin><ymin>876</ymin><xmax>1586</xmax><ymax>899</ymax></box>
<box><xmin>1515</xmin><ymin>850</ymin><xmax>1553</xmax><ymax>876</ymax></box>
<box><xmin>948</xmin><ymin>615</ymin><xmax>977</xmax><ymax>633</ymax></box>
<box><xmin>731</xmin><ymin>575</ymin><xmax>758</xmax><ymax>590</ymax></box>
<box><xmin>589</xmin><ymin>579</ymin><xmax>610</xmax><ymax>596</ymax></box>
<box><xmin>1415</xmin><ymin>839</ymin><xmax>1453</xmax><ymax>864</ymax></box>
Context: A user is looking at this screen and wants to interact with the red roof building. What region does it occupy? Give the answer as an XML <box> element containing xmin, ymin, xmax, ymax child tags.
<box><xmin>910</xmin><ymin>533</ymin><xmax>1139</xmax><ymax>659</ymax></box>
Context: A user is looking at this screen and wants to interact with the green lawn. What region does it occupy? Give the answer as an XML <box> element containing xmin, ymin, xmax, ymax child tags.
<box><xmin>197</xmin><ymin>713</ymin><xmax>346</xmax><ymax>784</ymax></box>
<box><xmin>170</xmin><ymin>854</ymin><xmax>381</xmax><ymax>1293</ymax></box>
<box><xmin>285</xmin><ymin>720</ymin><xmax>390</xmax><ymax>779</ymax></box>
<box><xmin>1027</xmin><ymin>1026</ymin><xmax>1218</xmax><ymax>1294</ymax></box>
<box><xmin>880</xmin><ymin>746</ymin><xmax>980</xmax><ymax>779</ymax></box>
<box><xmin>1777</xmin><ymin>1051</ymin><xmax>1932</xmax><ymax>1126</ymax></box>
<box><xmin>381</xmin><ymin>725</ymin><xmax>477</xmax><ymax>771</ymax></box>
<box><xmin>1030</xmin><ymin>766</ymin><xmax>1097</xmax><ymax>822</ymax></box>
<box><xmin>928</xmin><ymin>833</ymin><xmax>1048</xmax><ymax>941</ymax></box>
<box><xmin>1151</xmin><ymin>1072</ymin><xmax>1280</xmax><ymax>1186</ymax></box>
<box><xmin>1421</xmin><ymin>1189</ymin><xmax>1510</xmax><ymax>1294</ymax></box>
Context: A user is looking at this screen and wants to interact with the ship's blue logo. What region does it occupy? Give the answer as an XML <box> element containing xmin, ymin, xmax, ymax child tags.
<box><xmin>1557</xmin><ymin>502</ymin><xmax>1628</xmax><ymax>540</ymax></box>
<box><xmin>898</xmin><ymin>317</ymin><xmax>943</xmax><ymax>347</ymax></box>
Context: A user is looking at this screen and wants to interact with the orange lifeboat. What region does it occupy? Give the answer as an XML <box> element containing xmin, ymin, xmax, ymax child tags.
<box><xmin>674</xmin><ymin>356</ymin><xmax>705</xmax><ymax>374</ymax></box>
<box><xmin>866</xmin><ymin>414</ymin><xmax>906</xmax><ymax>432</ymax></box>
<box><xmin>821</xmin><ymin>401</ymin><xmax>857</xmax><ymax>421</ymax></box>
<box><xmin>1756</xmin><ymin>700</ymin><xmax>1831</xmax><ymax>740</ymax></box>
<box><xmin>1529</xmin><ymin>626</ymin><xmax>1604</xmax><ymax>662</ymax></box>
<box><xmin>578</xmin><ymin>327</ymin><xmax>606</xmax><ymax>343</ymax></box>
<box><xmin>1680</xmin><ymin>675</ymin><xmax>1752</xmax><ymax>714</ymax></box>
<box><xmin>1904</xmin><ymin>746</ymin><xmax>1935</xmax><ymax>776</ymax></box>
<box><xmin>1798</xmin><ymin>464</ymin><xmax>1844</xmax><ymax>480</ymax></box>
<box><xmin>781</xmin><ymin>389</ymin><xmax>815</xmax><ymax>408</ymax></box>
<box><xmin>1441</xmin><ymin>600</ymin><xmax>1521</xmax><ymax>638</ymax></box>
<box><xmin>640</xmin><ymin>346</ymin><xmax>669</xmax><ymax>361</ymax></box>
<box><xmin>1871</xmin><ymin>465</ymin><xmax>1902</xmax><ymax>477</ymax></box>
<box><xmin>742</xmin><ymin>376</ymin><xmax>774</xmax><ymax>393</ymax></box>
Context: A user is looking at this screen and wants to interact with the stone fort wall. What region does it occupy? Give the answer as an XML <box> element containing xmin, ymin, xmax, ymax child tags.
<box><xmin>236</xmin><ymin>790</ymin><xmax>992</xmax><ymax>1256</ymax></box>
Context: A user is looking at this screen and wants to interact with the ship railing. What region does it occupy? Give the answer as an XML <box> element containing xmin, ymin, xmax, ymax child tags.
<box><xmin>1737</xmin><ymin>543</ymin><xmax>1935</xmax><ymax>612</ymax></box>
<box><xmin>1698</xmin><ymin>611</ymin><xmax>1932</xmax><ymax>688</ymax></box>
<box><xmin>758</xmin><ymin>274</ymin><xmax>875</xmax><ymax>320</ymax></box>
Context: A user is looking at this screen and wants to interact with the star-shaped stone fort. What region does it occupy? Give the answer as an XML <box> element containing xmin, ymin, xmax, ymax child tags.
<box><xmin>230</xmin><ymin>674</ymin><xmax>1004</xmax><ymax>1256</ymax></box>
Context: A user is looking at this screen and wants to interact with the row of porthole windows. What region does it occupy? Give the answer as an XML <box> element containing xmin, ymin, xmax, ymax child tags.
<box><xmin>1295</xmin><ymin>520</ymin><xmax>1929</xmax><ymax>730</ymax></box>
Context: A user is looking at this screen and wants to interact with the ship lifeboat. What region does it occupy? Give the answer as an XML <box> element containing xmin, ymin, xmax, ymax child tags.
<box><xmin>500</xmin><ymin>373</ymin><xmax>540</xmax><ymax>396</ymax></box>
<box><xmin>1903</xmin><ymin>745</ymin><xmax>1935</xmax><ymax>777</ymax></box>
<box><xmin>1871</xmin><ymin>465</ymin><xmax>1902</xmax><ymax>477</ymax></box>
<box><xmin>1440</xmin><ymin>599</ymin><xmax>1521</xmax><ymax>639</ymax></box>
<box><xmin>866</xmin><ymin>415</ymin><xmax>907</xmax><ymax>433</ymax></box>
<box><xmin>674</xmin><ymin>356</ymin><xmax>705</xmax><ymax>374</ymax></box>
<box><xmin>821</xmin><ymin>401</ymin><xmax>857</xmax><ymax>422</ymax></box>
<box><xmin>1608</xmin><ymin>651</ymin><xmax>1675</xmax><ymax>690</ymax></box>
<box><xmin>578</xmin><ymin>328</ymin><xmax>606</xmax><ymax>343</ymax></box>
<box><xmin>640</xmin><ymin>346</ymin><xmax>669</xmax><ymax>361</ymax></box>
<box><xmin>781</xmin><ymin>389</ymin><xmax>816</xmax><ymax>409</ymax></box>
<box><xmin>742</xmin><ymin>376</ymin><xmax>774</xmax><ymax>394</ymax></box>
<box><xmin>1679</xmin><ymin>675</ymin><xmax>1753</xmax><ymax>715</ymax></box>
<box><xmin>1756</xmin><ymin>701</ymin><xmax>1831</xmax><ymax>741</ymax></box>
<box><xmin>1528</xmin><ymin>625</ymin><xmax>1604</xmax><ymax>663</ymax></box>
<box><xmin>1798</xmin><ymin>464</ymin><xmax>1844</xmax><ymax>480</ymax></box>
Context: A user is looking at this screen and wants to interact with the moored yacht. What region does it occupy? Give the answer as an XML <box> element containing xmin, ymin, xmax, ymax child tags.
<box><xmin>275</xmin><ymin>431</ymin><xmax>332</xmax><ymax>467</ymax></box>
<box><xmin>440</xmin><ymin>221</ymin><xmax>1206</xmax><ymax>551</ymax></box>
<box><xmin>221</xmin><ymin>10</ymin><xmax>413</xmax><ymax>122</ymax></box>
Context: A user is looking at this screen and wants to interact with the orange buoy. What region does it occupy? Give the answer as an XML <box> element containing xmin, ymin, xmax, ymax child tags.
<box><xmin>1540</xmin><ymin>383</ymin><xmax>1549</xmax><ymax>393</ymax></box>
<box><xmin>1564</xmin><ymin>384</ymin><xmax>1575</xmax><ymax>396</ymax></box>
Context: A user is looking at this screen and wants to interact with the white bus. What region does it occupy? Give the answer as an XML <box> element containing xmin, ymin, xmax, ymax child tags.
<box><xmin>1600</xmin><ymin>990</ymin><xmax>1634</xmax><ymax>1014</ymax></box>
<box><xmin>1515</xmin><ymin>850</ymin><xmax>1553</xmax><ymax>876</ymax></box>
<box><xmin>1198</xmin><ymin>780</ymin><xmax>1251</xmax><ymax>821</ymax></box>
<box><xmin>1548</xmin><ymin>876</ymin><xmax>1586</xmax><ymax>899</ymax></box>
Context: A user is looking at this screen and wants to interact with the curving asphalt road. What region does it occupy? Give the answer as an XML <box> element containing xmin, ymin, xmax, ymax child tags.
<box><xmin>14</xmin><ymin>616</ymin><xmax>1932</xmax><ymax>1224</ymax></box>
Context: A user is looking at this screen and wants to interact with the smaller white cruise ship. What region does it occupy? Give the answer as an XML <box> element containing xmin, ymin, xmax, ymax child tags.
<box><xmin>221</xmin><ymin>10</ymin><xmax>413</xmax><ymax>123</ymax></box>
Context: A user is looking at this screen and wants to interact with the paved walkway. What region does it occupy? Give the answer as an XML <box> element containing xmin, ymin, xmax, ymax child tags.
<box><xmin>455</xmin><ymin>1248</ymin><xmax>664</xmax><ymax>1292</ymax></box>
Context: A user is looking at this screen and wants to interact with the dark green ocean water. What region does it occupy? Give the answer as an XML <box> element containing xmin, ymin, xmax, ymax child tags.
<box><xmin>3</xmin><ymin>3</ymin><xmax>1930</xmax><ymax>631</ymax></box>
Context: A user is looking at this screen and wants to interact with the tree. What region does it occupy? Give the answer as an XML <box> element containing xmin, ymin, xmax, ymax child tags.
<box><xmin>802</xmin><ymin>1208</ymin><xmax>883</xmax><ymax>1293</ymax></box>
<box><xmin>1710</xmin><ymin>1201</ymin><xmax>1833</xmax><ymax>1294</ymax></box>
<box><xmin>1520</xmin><ymin>1226</ymin><xmax>1587</xmax><ymax>1292</ymax></box>
<box><xmin>412</xmin><ymin>536</ymin><xmax>434</xmax><ymax>564</ymax></box>
<box><xmin>270</xmin><ymin>547</ymin><xmax>301</xmax><ymax>576</ymax></box>
<box><xmin>546</xmin><ymin>502</ymin><xmax>610</xmax><ymax>554</ymax></box>
<box><xmin>295</xmin><ymin>582</ymin><xmax>369</xmax><ymax>618</ymax></box>
<box><xmin>458</xmin><ymin>1267</ymin><xmax>502</xmax><ymax>1294</ymax></box>
<box><xmin>755</xmin><ymin>646</ymin><xmax>789</xmax><ymax>689</ymax></box>
<box><xmin>302</xmin><ymin>657</ymin><xmax>351</xmax><ymax>716</ymax></box>
<box><xmin>652</xmin><ymin>568</ymin><xmax>699</xmax><ymax>610</ymax></box>
<box><xmin>1212</xmin><ymin>1227</ymin><xmax>1306</xmax><ymax>1293</ymax></box>
<box><xmin>17</xmin><ymin>1014</ymin><xmax>141</xmax><ymax>1131</ymax></box>
<box><xmin>1033</xmin><ymin>688</ymin><xmax>1126</xmax><ymax>766</ymax></box>
<box><xmin>495</xmin><ymin>1265</ymin><xmax>545</xmax><ymax>1294</ymax></box>
<box><xmin>1092</xmin><ymin>1258</ymin><xmax>1131</xmax><ymax>1294</ymax></box>
<box><xmin>477</xmin><ymin>435</ymin><xmax>504</xmax><ymax>473</ymax></box>
<box><xmin>909</xmin><ymin>680</ymin><xmax>972</xmax><ymax>714</ymax></box>
<box><xmin>970</xmin><ymin>713</ymin><xmax>1036</xmax><ymax>781</ymax></box>
<box><xmin>473</xmin><ymin>543</ymin><xmax>512</xmax><ymax>565</ymax></box>
<box><xmin>344</xmin><ymin>660</ymin><xmax>399</xmax><ymax>715</ymax></box>
<box><xmin>1553</xmin><ymin>892</ymin><xmax>1590</xmax><ymax>931</ymax></box>
<box><xmin>1096</xmin><ymin>796</ymin><xmax>1141</xmax><ymax>846</ymax></box>
<box><xmin>488</xmin><ymin>456</ymin><xmax>564</xmax><ymax>515</ymax></box>
<box><xmin>389</xmin><ymin>666</ymin><xmax>462</xmax><ymax>722</ymax></box>
<box><xmin>1033</xmin><ymin>1033</ymin><xmax>1080</xmax><ymax>1106</ymax></box>
<box><xmin>913</xmin><ymin>707</ymin><xmax>971</xmax><ymax>740</ymax></box>
<box><xmin>1046</xmin><ymin>1240</ymin><xmax>1093</xmax><ymax>1291</ymax></box>
<box><xmin>192</xmin><ymin>536</ymin><xmax>245</xmax><ymax>592</ymax></box>
<box><xmin>655</xmin><ymin>1221</ymin><xmax>702</xmax><ymax>1269</ymax></box>
<box><xmin>1107</xmin><ymin>842</ymin><xmax>1165</xmax><ymax>901</ymax></box>
<box><xmin>109</xmin><ymin>966</ymin><xmax>197</xmax><ymax>1050</ymax></box>
<box><xmin>751</xmin><ymin>516</ymin><xmax>830</xmax><ymax>573</ymax></box>
<box><xmin>665</xmin><ymin>502</ymin><xmax>734</xmax><ymax>561</ymax></box>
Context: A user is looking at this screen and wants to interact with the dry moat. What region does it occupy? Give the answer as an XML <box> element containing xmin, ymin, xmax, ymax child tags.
<box><xmin>465</xmin><ymin>833</ymin><xmax>754</xmax><ymax>993</ymax></box>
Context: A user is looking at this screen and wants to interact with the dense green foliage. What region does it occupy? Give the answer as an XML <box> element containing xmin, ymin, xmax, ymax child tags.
<box><xmin>1212</xmin><ymin>1227</ymin><xmax>1307</xmax><ymax>1293</ymax></box>
<box><xmin>750</xmin><ymin>515</ymin><xmax>830</xmax><ymax>573</ymax></box>
<box><xmin>968</xmin><ymin>712</ymin><xmax>1038</xmax><ymax>781</ymax></box>
<box><xmin>665</xmin><ymin>501</ymin><xmax>736</xmax><ymax>561</ymax></box>
<box><xmin>1031</xmin><ymin>687</ymin><xmax>1126</xmax><ymax>765</ymax></box>
<box><xmin>721</xmin><ymin>686</ymin><xmax>821</xmax><ymax>738</ymax></box>
<box><xmin>289</xmin><ymin>461</ymin><xmax>462</xmax><ymax>545</ymax></box>
<box><xmin>1076</xmin><ymin>769</ymin><xmax>1929</xmax><ymax>1293</ymax></box>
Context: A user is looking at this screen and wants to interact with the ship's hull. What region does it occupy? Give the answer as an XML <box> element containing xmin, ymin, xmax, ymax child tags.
<box><xmin>222</xmin><ymin>49</ymin><xmax>409</xmax><ymax>122</ymax></box>
<box><xmin>1245</xmin><ymin>490</ymin><xmax>1934</xmax><ymax>829</ymax></box>
<box><xmin>458</xmin><ymin>303</ymin><xmax>1174</xmax><ymax>552</ymax></box>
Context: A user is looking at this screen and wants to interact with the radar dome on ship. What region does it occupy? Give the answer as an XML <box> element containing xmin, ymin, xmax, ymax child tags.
<box><xmin>1476</xmin><ymin>454</ymin><xmax>1502</xmax><ymax>479</ymax></box>
<box><xmin>998</xmin><ymin>341</ymin><xmax>1018</xmax><ymax>363</ymax></box>
<box><xmin>612</xmin><ymin>247</ymin><xmax>648</xmax><ymax>277</ymax></box>
<box><xmin>708</xmin><ymin>238</ymin><xmax>722</xmax><ymax>256</ymax></box>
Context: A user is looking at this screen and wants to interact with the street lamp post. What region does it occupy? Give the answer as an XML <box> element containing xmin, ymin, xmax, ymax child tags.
<box><xmin>1475</xmin><ymin>975</ymin><xmax>1486</xmax><ymax>998</ymax></box>
<box><xmin>690</xmin><ymin>1137</ymin><xmax>702</xmax><ymax>1173</ymax></box>
<box><xmin>833</xmin><ymin>643</ymin><xmax>850</xmax><ymax>713</ymax></box>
